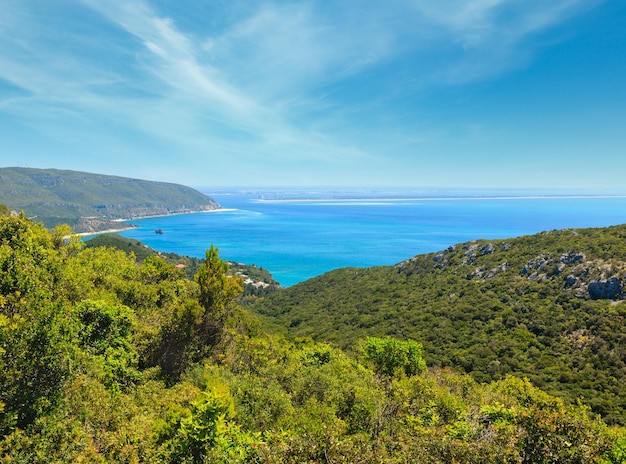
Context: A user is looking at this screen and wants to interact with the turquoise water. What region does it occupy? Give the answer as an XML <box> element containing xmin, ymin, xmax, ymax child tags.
<box><xmin>117</xmin><ymin>192</ymin><xmax>626</xmax><ymax>286</ymax></box>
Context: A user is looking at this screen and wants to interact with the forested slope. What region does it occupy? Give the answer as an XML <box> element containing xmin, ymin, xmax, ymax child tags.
<box><xmin>252</xmin><ymin>225</ymin><xmax>626</xmax><ymax>425</ymax></box>
<box><xmin>0</xmin><ymin>167</ymin><xmax>219</xmax><ymax>231</ymax></box>
<box><xmin>2</xmin><ymin>211</ymin><xmax>624</xmax><ymax>462</ymax></box>
<box><xmin>84</xmin><ymin>233</ymin><xmax>281</xmax><ymax>295</ymax></box>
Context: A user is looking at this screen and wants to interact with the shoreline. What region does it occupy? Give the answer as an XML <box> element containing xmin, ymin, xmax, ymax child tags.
<box><xmin>73</xmin><ymin>226</ymin><xmax>138</xmax><ymax>238</ymax></box>
<box><xmin>73</xmin><ymin>207</ymin><xmax>236</xmax><ymax>237</ymax></box>
<box><xmin>255</xmin><ymin>194</ymin><xmax>626</xmax><ymax>203</ymax></box>
<box><xmin>115</xmin><ymin>207</ymin><xmax>237</xmax><ymax>222</ymax></box>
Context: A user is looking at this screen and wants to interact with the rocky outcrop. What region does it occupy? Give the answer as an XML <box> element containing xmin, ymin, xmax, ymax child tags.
<box><xmin>403</xmin><ymin>238</ymin><xmax>626</xmax><ymax>301</ymax></box>
<box><xmin>560</xmin><ymin>252</ymin><xmax>585</xmax><ymax>266</ymax></box>
<box><xmin>468</xmin><ymin>261</ymin><xmax>509</xmax><ymax>280</ymax></box>
<box><xmin>521</xmin><ymin>252</ymin><xmax>587</xmax><ymax>281</ymax></box>
<box><xmin>588</xmin><ymin>278</ymin><xmax>623</xmax><ymax>300</ymax></box>
<box><xmin>463</xmin><ymin>241</ymin><xmax>497</xmax><ymax>265</ymax></box>
<box><xmin>565</xmin><ymin>275</ymin><xmax>578</xmax><ymax>288</ymax></box>
<box><xmin>521</xmin><ymin>256</ymin><xmax>548</xmax><ymax>277</ymax></box>
<box><xmin>518</xmin><ymin>252</ymin><xmax>626</xmax><ymax>300</ymax></box>
<box><xmin>485</xmin><ymin>262</ymin><xmax>509</xmax><ymax>279</ymax></box>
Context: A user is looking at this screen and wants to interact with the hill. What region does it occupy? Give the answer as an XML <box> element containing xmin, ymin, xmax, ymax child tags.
<box><xmin>0</xmin><ymin>167</ymin><xmax>219</xmax><ymax>232</ymax></box>
<box><xmin>1</xmin><ymin>211</ymin><xmax>624</xmax><ymax>462</ymax></box>
<box><xmin>83</xmin><ymin>233</ymin><xmax>281</xmax><ymax>296</ymax></box>
<box><xmin>251</xmin><ymin>225</ymin><xmax>626</xmax><ymax>425</ymax></box>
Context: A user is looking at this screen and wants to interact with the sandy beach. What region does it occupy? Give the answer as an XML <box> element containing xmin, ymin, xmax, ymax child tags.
<box><xmin>71</xmin><ymin>207</ymin><xmax>236</xmax><ymax>237</ymax></box>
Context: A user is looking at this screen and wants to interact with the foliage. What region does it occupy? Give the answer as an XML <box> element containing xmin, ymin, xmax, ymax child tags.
<box><xmin>252</xmin><ymin>224</ymin><xmax>626</xmax><ymax>425</ymax></box>
<box><xmin>84</xmin><ymin>233</ymin><xmax>155</xmax><ymax>261</ymax></box>
<box><xmin>364</xmin><ymin>336</ymin><xmax>427</xmax><ymax>378</ymax></box>
<box><xmin>0</xmin><ymin>214</ymin><xmax>624</xmax><ymax>463</ymax></box>
<box><xmin>0</xmin><ymin>214</ymin><xmax>72</xmax><ymax>434</ymax></box>
<box><xmin>195</xmin><ymin>245</ymin><xmax>243</xmax><ymax>318</ymax></box>
<box><xmin>75</xmin><ymin>299</ymin><xmax>139</xmax><ymax>390</ymax></box>
<box><xmin>147</xmin><ymin>245</ymin><xmax>243</xmax><ymax>379</ymax></box>
<box><xmin>0</xmin><ymin>167</ymin><xmax>218</xmax><ymax>231</ymax></box>
<box><xmin>84</xmin><ymin>233</ymin><xmax>281</xmax><ymax>292</ymax></box>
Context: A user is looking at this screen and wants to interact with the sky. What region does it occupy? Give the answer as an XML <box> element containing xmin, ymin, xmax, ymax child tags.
<box><xmin>0</xmin><ymin>0</ymin><xmax>625</xmax><ymax>191</ymax></box>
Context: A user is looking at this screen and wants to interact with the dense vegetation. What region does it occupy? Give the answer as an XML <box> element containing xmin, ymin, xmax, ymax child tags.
<box><xmin>1</xmin><ymin>211</ymin><xmax>625</xmax><ymax>462</ymax></box>
<box><xmin>252</xmin><ymin>226</ymin><xmax>626</xmax><ymax>426</ymax></box>
<box><xmin>84</xmin><ymin>233</ymin><xmax>281</xmax><ymax>296</ymax></box>
<box><xmin>0</xmin><ymin>167</ymin><xmax>219</xmax><ymax>231</ymax></box>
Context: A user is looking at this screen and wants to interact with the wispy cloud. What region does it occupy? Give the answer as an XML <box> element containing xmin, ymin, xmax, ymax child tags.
<box><xmin>0</xmin><ymin>0</ymin><xmax>607</xmax><ymax>185</ymax></box>
<box><xmin>77</xmin><ymin>1</ymin><xmax>267</xmax><ymax>129</ymax></box>
<box><xmin>406</xmin><ymin>0</ymin><xmax>601</xmax><ymax>83</ymax></box>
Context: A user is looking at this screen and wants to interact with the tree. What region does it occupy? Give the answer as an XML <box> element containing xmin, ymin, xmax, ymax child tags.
<box><xmin>364</xmin><ymin>337</ymin><xmax>427</xmax><ymax>378</ymax></box>
<box><xmin>0</xmin><ymin>214</ymin><xmax>73</xmax><ymax>434</ymax></box>
<box><xmin>195</xmin><ymin>245</ymin><xmax>243</xmax><ymax>321</ymax></box>
<box><xmin>75</xmin><ymin>299</ymin><xmax>139</xmax><ymax>390</ymax></box>
<box><xmin>149</xmin><ymin>246</ymin><xmax>243</xmax><ymax>378</ymax></box>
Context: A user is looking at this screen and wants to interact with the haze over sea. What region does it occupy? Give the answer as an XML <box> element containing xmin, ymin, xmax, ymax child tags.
<box><xmin>117</xmin><ymin>190</ymin><xmax>626</xmax><ymax>287</ymax></box>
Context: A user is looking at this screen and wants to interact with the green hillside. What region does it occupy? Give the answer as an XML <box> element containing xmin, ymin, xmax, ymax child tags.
<box><xmin>0</xmin><ymin>167</ymin><xmax>219</xmax><ymax>232</ymax></box>
<box><xmin>84</xmin><ymin>233</ymin><xmax>281</xmax><ymax>296</ymax></box>
<box><xmin>1</xmin><ymin>211</ymin><xmax>624</xmax><ymax>463</ymax></box>
<box><xmin>251</xmin><ymin>225</ymin><xmax>626</xmax><ymax>425</ymax></box>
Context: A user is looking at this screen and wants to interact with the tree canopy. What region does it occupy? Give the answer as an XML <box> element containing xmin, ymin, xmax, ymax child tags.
<box><xmin>252</xmin><ymin>225</ymin><xmax>626</xmax><ymax>425</ymax></box>
<box><xmin>0</xmin><ymin>214</ymin><xmax>624</xmax><ymax>462</ymax></box>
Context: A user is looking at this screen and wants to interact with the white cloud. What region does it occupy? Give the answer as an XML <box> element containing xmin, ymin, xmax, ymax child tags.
<box><xmin>78</xmin><ymin>1</ymin><xmax>261</xmax><ymax>120</ymax></box>
<box><xmin>0</xmin><ymin>0</ymin><xmax>607</xmax><ymax>186</ymax></box>
<box><xmin>203</xmin><ymin>3</ymin><xmax>395</xmax><ymax>100</ymax></box>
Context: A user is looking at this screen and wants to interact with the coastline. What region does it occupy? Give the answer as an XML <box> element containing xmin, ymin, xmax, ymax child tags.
<box><xmin>255</xmin><ymin>194</ymin><xmax>626</xmax><ymax>203</ymax></box>
<box><xmin>73</xmin><ymin>226</ymin><xmax>137</xmax><ymax>238</ymax></box>
<box><xmin>86</xmin><ymin>195</ymin><xmax>626</xmax><ymax>287</ymax></box>
<box><xmin>116</xmin><ymin>207</ymin><xmax>237</xmax><ymax>222</ymax></box>
<box><xmin>73</xmin><ymin>207</ymin><xmax>236</xmax><ymax>237</ymax></box>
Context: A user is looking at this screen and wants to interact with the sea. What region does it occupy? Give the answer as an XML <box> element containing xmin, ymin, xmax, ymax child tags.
<box><xmin>115</xmin><ymin>189</ymin><xmax>626</xmax><ymax>287</ymax></box>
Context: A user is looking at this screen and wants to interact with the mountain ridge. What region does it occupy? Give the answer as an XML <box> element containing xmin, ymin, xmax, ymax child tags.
<box><xmin>0</xmin><ymin>167</ymin><xmax>219</xmax><ymax>232</ymax></box>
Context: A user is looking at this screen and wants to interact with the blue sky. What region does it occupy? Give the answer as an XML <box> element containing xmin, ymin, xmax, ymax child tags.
<box><xmin>0</xmin><ymin>0</ymin><xmax>624</xmax><ymax>190</ymax></box>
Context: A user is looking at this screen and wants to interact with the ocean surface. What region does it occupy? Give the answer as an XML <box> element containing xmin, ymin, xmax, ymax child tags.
<box><xmin>116</xmin><ymin>190</ymin><xmax>626</xmax><ymax>287</ymax></box>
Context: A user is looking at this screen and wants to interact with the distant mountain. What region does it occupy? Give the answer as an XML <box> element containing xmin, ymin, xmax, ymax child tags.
<box><xmin>0</xmin><ymin>167</ymin><xmax>219</xmax><ymax>232</ymax></box>
<box><xmin>251</xmin><ymin>224</ymin><xmax>626</xmax><ymax>425</ymax></box>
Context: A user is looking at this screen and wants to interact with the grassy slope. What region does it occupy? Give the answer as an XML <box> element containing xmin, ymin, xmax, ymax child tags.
<box><xmin>0</xmin><ymin>167</ymin><xmax>219</xmax><ymax>230</ymax></box>
<box><xmin>251</xmin><ymin>225</ymin><xmax>626</xmax><ymax>424</ymax></box>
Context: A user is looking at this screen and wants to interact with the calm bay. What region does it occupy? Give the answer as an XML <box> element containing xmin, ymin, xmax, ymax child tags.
<box><xmin>117</xmin><ymin>192</ymin><xmax>626</xmax><ymax>286</ymax></box>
